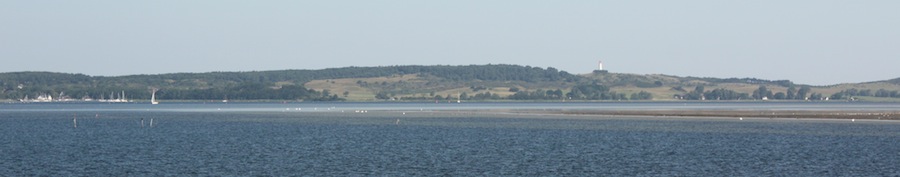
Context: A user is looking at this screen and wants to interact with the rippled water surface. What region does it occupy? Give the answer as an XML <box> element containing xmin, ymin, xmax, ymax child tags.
<box><xmin>2</xmin><ymin>102</ymin><xmax>899</xmax><ymax>176</ymax></box>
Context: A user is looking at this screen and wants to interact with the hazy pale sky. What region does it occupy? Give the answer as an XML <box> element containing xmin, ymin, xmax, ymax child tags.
<box><xmin>2</xmin><ymin>1</ymin><xmax>898</xmax><ymax>85</ymax></box>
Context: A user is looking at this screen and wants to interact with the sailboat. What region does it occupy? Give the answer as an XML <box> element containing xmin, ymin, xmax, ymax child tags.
<box><xmin>151</xmin><ymin>89</ymin><xmax>159</xmax><ymax>105</ymax></box>
<box><xmin>100</xmin><ymin>91</ymin><xmax>130</xmax><ymax>102</ymax></box>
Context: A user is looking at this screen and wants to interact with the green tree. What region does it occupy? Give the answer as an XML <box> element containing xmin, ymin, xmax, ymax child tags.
<box><xmin>830</xmin><ymin>92</ymin><xmax>844</xmax><ymax>100</ymax></box>
<box><xmin>786</xmin><ymin>86</ymin><xmax>796</xmax><ymax>99</ymax></box>
<box><xmin>753</xmin><ymin>85</ymin><xmax>769</xmax><ymax>99</ymax></box>
<box><xmin>797</xmin><ymin>86</ymin><xmax>811</xmax><ymax>100</ymax></box>
<box><xmin>774</xmin><ymin>92</ymin><xmax>786</xmax><ymax>99</ymax></box>
<box><xmin>375</xmin><ymin>91</ymin><xmax>390</xmax><ymax>100</ymax></box>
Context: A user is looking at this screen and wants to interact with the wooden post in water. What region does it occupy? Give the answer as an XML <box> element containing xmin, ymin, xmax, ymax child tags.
<box><xmin>141</xmin><ymin>118</ymin><xmax>144</xmax><ymax>128</ymax></box>
<box><xmin>150</xmin><ymin>118</ymin><xmax>154</xmax><ymax>127</ymax></box>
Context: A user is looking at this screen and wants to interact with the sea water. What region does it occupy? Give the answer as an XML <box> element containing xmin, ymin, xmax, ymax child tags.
<box><xmin>1</xmin><ymin>102</ymin><xmax>899</xmax><ymax>176</ymax></box>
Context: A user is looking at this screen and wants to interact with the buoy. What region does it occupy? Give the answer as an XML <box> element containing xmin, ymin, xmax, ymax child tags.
<box><xmin>73</xmin><ymin>114</ymin><xmax>77</xmax><ymax>128</ymax></box>
<box><xmin>141</xmin><ymin>118</ymin><xmax>144</xmax><ymax>128</ymax></box>
<box><xmin>739</xmin><ymin>117</ymin><xmax>743</xmax><ymax>120</ymax></box>
<box><xmin>852</xmin><ymin>119</ymin><xmax>855</xmax><ymax>122</ymax></box>
<box><xmin>395</xmin><ymin>119</ymin><xmax>400</xmax><ymax>124</ymax></box>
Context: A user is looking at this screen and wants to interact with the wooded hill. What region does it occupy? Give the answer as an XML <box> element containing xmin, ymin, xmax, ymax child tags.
<box><xmin>2</xmin><ymin>64</ymin><xmax>898</xmax><ymax>102</ymax></box>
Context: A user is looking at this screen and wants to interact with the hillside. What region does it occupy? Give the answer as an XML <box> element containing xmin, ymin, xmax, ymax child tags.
<box><xmin>583</xmin><ymin>72</ymin><xmax>900</xmax><ymax>101</ymax></box>
<box><xmin>305</xmin><ymin>70</ymin><xmax>900</xmax><ymax>101</ymax></box>
<box><xmin>2</xmin><ymin>65</ymin><xmax>899</xmax><ymax>102</ymax></box>
<box><xmin>0</xmin><ymin>65</ymin><xmax>575</xmax><ymax>101</ymax></box>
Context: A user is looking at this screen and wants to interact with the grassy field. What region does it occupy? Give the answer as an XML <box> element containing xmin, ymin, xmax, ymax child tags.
<box><xmin>305</xmin><ymin>74</ymin><xmax>575</xmax><ymax>101</ymax></box>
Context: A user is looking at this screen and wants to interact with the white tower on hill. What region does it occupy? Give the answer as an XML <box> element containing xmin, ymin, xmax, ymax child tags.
<box><xmin>598</xmin><ymin>60</ymin><xmax>604</xmax><ymax>70</ymax></box>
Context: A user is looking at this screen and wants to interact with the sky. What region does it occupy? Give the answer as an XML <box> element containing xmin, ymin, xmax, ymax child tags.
<box><xmin>2</xmin><ymin>1</ymin><xmax>898</xmax><ymax>85</ymax></box>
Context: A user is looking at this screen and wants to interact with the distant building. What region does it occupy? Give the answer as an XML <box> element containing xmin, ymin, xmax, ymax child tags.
<box><xmin>593</xmin><ymin>60</ymin><xmax>608</xmax><ymax>74</ymax></box>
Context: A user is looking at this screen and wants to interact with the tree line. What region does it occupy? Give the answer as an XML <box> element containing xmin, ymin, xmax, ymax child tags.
<box><xmin>751</xmin><ymin>85</ymin><xmax>825</xmax><ymax>100</ymax></box>
<box><xmin>383</xmin><ymin>83</ymin><xmax>655</xmax><ymax>101</ymax></box>
<box><xmin>830</xmin><ymin>88</ymin><xmax>900</xmax><ymax>99</ymax></box>
<box><xmin>675</xmin><ymin>86</ymin><xmax>751</xmax><ymax>100</ymax></box>
<box><xmin>1</xmin><ymin>64</ymin><xmax>576</xmax><ymax>101</ymax></box>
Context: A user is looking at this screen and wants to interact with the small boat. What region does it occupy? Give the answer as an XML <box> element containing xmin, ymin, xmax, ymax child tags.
<box><xmin>151</xmin><ymin>89</ymin><xmax>159</xmax><ymax>105</ymax></box>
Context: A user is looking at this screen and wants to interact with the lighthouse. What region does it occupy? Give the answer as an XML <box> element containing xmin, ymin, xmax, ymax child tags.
<box><xmin>593</xmin><ymin>60</ymin><xmax>608</xmax><ymax>74</ymax></box>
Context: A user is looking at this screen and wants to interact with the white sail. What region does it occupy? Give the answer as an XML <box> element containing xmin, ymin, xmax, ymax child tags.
<box><xmin>151</xmin><ymin>89</ymin><xmax>159</xmax><ymax>105</ymax></box>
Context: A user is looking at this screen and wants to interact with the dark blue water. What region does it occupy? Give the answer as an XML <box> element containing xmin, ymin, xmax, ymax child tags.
<box><xmin>2</xmin><ymin>103</ymin><xmax>899</xmax><ymax>176</ymax></box>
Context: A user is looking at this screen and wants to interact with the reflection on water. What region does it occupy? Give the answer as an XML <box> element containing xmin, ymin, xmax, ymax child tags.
<box><xmin>1</xmin><ymin>103</ymin><xmax>899</xmax><ymax>176</ymax></box>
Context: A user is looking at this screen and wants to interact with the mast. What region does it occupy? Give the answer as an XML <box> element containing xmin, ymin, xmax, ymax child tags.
<box><xmin>151</xmin><ymin>88</ymin><xmax>159</xmax><ymax>104</ymax></box>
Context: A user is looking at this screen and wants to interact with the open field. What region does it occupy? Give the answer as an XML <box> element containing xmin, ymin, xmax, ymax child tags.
<box><xmin>305</xmin><ymin>73</ymin><xmax>573</xmax><ymax>101</ymax></box>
